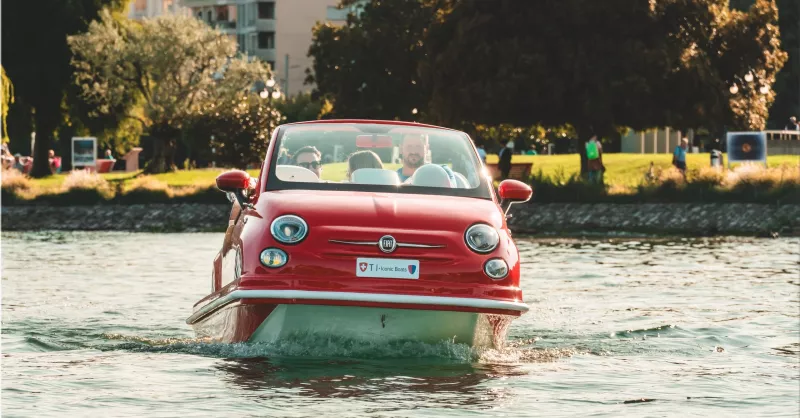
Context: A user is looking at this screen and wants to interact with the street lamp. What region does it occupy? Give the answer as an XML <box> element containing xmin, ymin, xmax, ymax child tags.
<box><xmin>759</xmin><ymin>85</ymin><xmax>769</xmax><ymax>95</ymax></box>
<box><xmin>744</xmin><ymin>72</ymin><xmax>754</xmax><ymax>83</ymax></box>
<box><xmin>729</xmin><ymin>84</ymin><xmax>739</xmax><ymax>94</ymax></box>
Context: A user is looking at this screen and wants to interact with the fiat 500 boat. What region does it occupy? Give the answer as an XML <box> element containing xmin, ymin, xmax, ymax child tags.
<box><xmin>187</xmin><ymin>120</ymin><xmax>532</xmax><ymax>348</ymax></box>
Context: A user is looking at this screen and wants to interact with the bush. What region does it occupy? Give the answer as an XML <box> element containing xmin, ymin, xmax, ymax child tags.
<box><xmin>1</xmin><ymin>169</ymin><xmax>33</xmax><ymax>202</ymax></box>
<box><xmin>117</xmin><ymin>176</ymin><xmax>173</xmax><ymax>204</ymax></box>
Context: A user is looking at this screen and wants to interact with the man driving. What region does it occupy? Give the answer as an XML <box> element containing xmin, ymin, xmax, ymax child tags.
<box><xmin>292</xmin><ymin>145</ymin><xmax>323</xmax><ymax>178</ymax></box>
<box><xmin>397</xmin><ymin>133</ymin><xmax>429</xmax><ymax>182</ymax></box>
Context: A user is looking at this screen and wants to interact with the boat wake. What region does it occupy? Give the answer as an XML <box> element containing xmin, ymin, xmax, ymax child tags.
<box><xmin>100</xmin><ymin>332</ymin><xmax>578</xmax><ymax>364</ymax></box>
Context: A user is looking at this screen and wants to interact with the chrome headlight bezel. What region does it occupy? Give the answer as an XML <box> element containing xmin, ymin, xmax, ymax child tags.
<box><xmin>260</xmin><ymin>248</ymin><xmax>289</xmax><ymax>268</ymax></box>
<box><xmin>270</xmin><ymin>215</ymin><xmax>308</xmax><ymax>244</ymax></box>
<box><xmin>464</xmin><ymin>223</ymin><xmax>500</xmax><ymax>254</ymax></box>
<box><xmin>483</xmin><ymin>258</ymin><xmax>509</xmax><ymax>280</ymax></box>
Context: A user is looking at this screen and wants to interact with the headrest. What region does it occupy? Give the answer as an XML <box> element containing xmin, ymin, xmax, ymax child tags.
<box><xmin>351</xmin><ymin>168</ymin><xmax>400</xmax><ymax>186</ymax></box>
<box><xmin>275</xmin><ymin>164</ymin><xmax>320</xmax><ymax>182</ymax></box>
<box><xmin>410</xmin><ymin>164</ymin><xmax>456</xmax><ymax>188</ymax></box>
<box><xmin>452</xmin><ymin>171</ymin><xmax>470</xmax><ymax>188</ymax></box>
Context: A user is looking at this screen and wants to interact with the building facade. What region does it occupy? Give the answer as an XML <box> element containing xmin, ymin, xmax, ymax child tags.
<box><xmin>128</xmin><ymin>0</ymin><xmax>190</xmax><ymax>19</ymax></box>
<box><xmin>182</xmin><ymin>0</ymin><xmax>362</xmax><ymax>96</ymax></box>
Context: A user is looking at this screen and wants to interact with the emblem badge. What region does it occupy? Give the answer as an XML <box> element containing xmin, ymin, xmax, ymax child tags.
<box><xmin>359</xmin><ymin>262</ymin><xmax>368</xmax><ymax>272</ymax></box>
<box><xmin>378</xmin><ymin>235</ymin><xmax>397</xmax><ymax>253</ymax></box>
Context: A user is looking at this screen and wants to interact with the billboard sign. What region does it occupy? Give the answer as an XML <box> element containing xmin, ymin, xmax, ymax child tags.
<box><xmin>72</xmin><ymin>137</ymin><xmax>97</xmax><ymax>169</ymax></box>
<box><xmin>726</xmin><ymin>131</ymin><xmax>767</xmax><ymax>167</ymax></box>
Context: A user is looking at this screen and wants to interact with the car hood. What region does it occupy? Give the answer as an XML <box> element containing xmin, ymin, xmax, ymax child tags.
<box><xmin>257</xmin><ymin>190</ymin><xmax>504</xmax><ymax>231</ymax></box>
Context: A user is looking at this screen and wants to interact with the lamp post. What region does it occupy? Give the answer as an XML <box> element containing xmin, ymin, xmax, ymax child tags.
<box><xmin>257</xmin><ymin>77</ymin><xmax>282</xmax><ymax>101</ymax></box>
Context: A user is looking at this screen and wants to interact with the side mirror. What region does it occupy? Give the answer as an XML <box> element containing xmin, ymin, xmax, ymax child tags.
<box><xmin>498</xmin><ymin>179</ymin><xmax>532</xmax><ymax>216</ymax></box>
<box><xmin>216</xmin><ymin>170</ymin><xmax>254</xmax><ymax>209</ymax></box>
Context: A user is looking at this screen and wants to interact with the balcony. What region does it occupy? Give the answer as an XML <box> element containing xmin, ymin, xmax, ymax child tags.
<box><xmin>215</xmin><ymin>20</ymin><xmax>237</xmax><ymax>30</ymax></box>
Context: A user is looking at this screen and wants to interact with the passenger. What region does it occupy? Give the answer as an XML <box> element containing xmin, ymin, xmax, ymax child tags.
<box><xmin>346</xmin><ymin>150</ymin><xmax>383</xmax><ymax>179</ymax></box>
<box><xmin>397</xmin><ymin>133</ymin><xmax>429</xmax><ymax>182</ymax></box>
<box><xmin>292</xmin><ymin>145</ymin><xmax>323</xmax><ymax>178</ymax></box>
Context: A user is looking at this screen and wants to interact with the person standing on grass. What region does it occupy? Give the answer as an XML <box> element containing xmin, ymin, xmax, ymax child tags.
<box><xmin>585</xmin><ymin>135</ymin><xmax>604</xmax><ymax>184</ymax></box>
<box><xmin>673</xmin><ymin>137</ymin><xmax>689</xmax><ymax>179</ymax></box>
<box><xmin>786</xmin><ymin>116</ymin><xmax>799</xmax><ymax>131</ymax></box>
<box><xmin>498</xmin><ymin>140</ymin><xmax>514</xmax><ymax>180</ymax></box>
<box><xmin>476</xmin><ymin>143</ymin><xmax>487</xmax><ymax>164</ymax></box>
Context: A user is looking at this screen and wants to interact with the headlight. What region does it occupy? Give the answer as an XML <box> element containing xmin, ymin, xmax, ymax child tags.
<box><xmin>484</xmin><ymin>258</ymin><xmax>509</xmax><ymax>280</ymax></box>
<box><xmin>270</xmin><ymin>215</ymin><xmax>308</xmax><ymax>244</ymax></box>
<box><xmin>260</xmin><ymin>248</ymin><xmax>288</xmax><ymax>268</ymax></box>
<box><xmin>465</xmin><ymin>223</ymin><xmax>499</xmax><ymax>253</ymax></box>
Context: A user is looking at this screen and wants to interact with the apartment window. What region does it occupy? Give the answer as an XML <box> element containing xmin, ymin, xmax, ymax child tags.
<box><xmin>248</xmin><ymin>3</ymin><xmax>256</xmax><ymax>25</ymax></box>
<box><xmin>237</xmin><ymin>35</ymin><xmax>245</xmax><ymax>53</ymax></box>
<box><xmin>206</xmin><ymin>10</ymin><xmax>213</xmax><ymax>24</ymax></box>
<box><xmin>258</xmin><ymin>2</ymin><xmax>275</xmax><ymax>19</ymax></box>
<box><xmin>216</xmin><ymin>6</ymin><xmax>229</xmax><ymax>22</ymax></box>
<box><xmin>267</xmin><ymin>61</ymin><xmax>276</xmax><ymax>71</ymax></box>
<box><xmin>258</xmin><ymin>31</ymin><xmax>275</xmax><ymax>49</ymax></box>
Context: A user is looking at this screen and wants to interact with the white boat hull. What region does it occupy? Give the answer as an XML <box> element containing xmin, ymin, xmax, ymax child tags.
<box><xmin>248</xmin><ymin>304</ymin><xmax>512</xmax><ymax>347</ymax></box>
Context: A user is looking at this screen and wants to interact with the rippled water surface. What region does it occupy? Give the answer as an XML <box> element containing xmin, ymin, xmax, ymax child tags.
<box><xmin>2</xmin><ymin>232</ymin><xmax>798</xmax><ymax>417</ymax></box>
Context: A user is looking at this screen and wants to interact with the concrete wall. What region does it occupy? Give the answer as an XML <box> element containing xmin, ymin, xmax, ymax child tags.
<box><xmin>622</xmin><ymin>128</ymin><xmax>686</xmax><ymax>153</ymax></box>
<box><xmin>767</xmin><ymin>140</ymin><xmax>800</xmax><ymax>155</ymax></box>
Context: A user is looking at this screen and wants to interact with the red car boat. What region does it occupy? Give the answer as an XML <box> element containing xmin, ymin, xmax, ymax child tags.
<box><xmin>187</xmin><ymin>120</ymin><xmax>532</xmax><ymax>348</ymax></box>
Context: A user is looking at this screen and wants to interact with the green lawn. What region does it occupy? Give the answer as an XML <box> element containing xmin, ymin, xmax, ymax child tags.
<box><xmin>26</xmin><ymin>154</ymin><xmax>799</xmax><ymax>190</ymax></box>
<box><xmin>487</xmin><ymin>153</ymin><xmax>799</xmax><ymax>186</ymax></box>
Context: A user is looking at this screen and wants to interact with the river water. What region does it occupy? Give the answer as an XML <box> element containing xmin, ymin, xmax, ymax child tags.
<box><xmin>1</xmin><ymin>232</ymin><xmax>798</xmax><ymax>417</ymax></box>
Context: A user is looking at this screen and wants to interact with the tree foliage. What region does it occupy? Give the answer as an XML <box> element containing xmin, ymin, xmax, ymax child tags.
<box><xmin>1</xmin><ymin>66</ymin><xmax>13</xmax><ymax>144</ymax></box>
<box><xmin>306</xmin><ymin>0</ymin><xmax>441</xmax><ymax>120</ymax></box>
<box><xmin>69</xmin><ymin>10</ymin><xmax>276</xmax><ymax>173</ymax></box>
<box><xmin>309</xmin><ymin>0</ymin><xmax>788</xmax><ymax>170</ymax></box>
<box><xmin>185</xmin><ymin>94</ymin><xmax>282</xmax><ymax>169</ymax></box>
<box><xmin>274</xmin><ymin>92</ymin><xmax>333</xmax><ymax>124</ymax></box>
<box><xmin>2</xmin><ymin>0</ymin><xmax>127</xmax><ymax>177</ymax></box>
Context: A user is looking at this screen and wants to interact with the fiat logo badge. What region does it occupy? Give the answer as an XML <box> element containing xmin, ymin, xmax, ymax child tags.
<box><xmin>379</xmin><ymin>235</ymin><xmax>397</xmax><ymax>253</ymax></box>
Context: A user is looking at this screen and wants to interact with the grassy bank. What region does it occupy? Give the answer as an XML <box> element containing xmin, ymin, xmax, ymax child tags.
<box><xmin>2</xmin><ymin>154</ymin><xmax>798</xmax><ymax>205</ymax></box>
<box><xmin>486</xmin><ymin>153</ymin><xmax>799</xmax><ymax>187</ymax></box>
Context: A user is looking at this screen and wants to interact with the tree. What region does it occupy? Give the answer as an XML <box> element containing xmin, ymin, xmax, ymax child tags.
<box><xmin>307</xmin><ymin>0</ymin><xmax>441</xmax><ymax>120</ymax></box>
<box><xmin>422</xmin><ymin>0</ymin><xmax>786</xmax><ymax>174</ymax></box>
<box><xmin>2</xmin><ymin>0</ymin><xmax>127</xmax><ymax>177</ymax></box>
<box><xmin>69</xmin><ymin>10</ymin><xmax>276</xmax><ymax>173</ymax></box>
<box><xmin>1</xmin><ymin>66</ymin><xmax>13</xmax><ymax>144</ymax></box>
<box><xmin>274</xmin><ymin>92</ymin><xmax>333</xmax><ymax>123</ymax></box>
<box><xmin>184</xmin><ymin>94</ymin><xmax>282</xmax><ymax>169</ymax></box>
<box><xmin>768</xmin><ymin>0</ymin><xmax>799</xmax><ymax>127</ymax></box>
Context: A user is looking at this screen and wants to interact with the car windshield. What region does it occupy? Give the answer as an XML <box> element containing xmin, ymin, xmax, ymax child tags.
<box><xmin>265</xmin><ymin>123</ymin><xmax>492</xmax><ymax>199</ymax></box>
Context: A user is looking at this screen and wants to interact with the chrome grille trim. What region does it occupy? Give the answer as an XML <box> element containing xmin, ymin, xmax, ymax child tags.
<box><xmin>329</xmin><ymin>239</ymin><xmax>445</xmax><ymax>249</ymax></box>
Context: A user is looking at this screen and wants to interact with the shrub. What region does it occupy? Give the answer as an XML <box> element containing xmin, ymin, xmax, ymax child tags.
<box><xmin>1</xmin><ymin>169</ymin><xmax>33</xmax><ymax>202</ymax></box>
<box><xmin>117</xmin><ymin>176</ymin><xmax>173</xmax><ymax>204</ymax></box>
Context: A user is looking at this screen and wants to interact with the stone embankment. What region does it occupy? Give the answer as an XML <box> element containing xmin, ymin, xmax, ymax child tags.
<box><xmin>2</xmin><ymin>203</ymin><xmax>797</xmax><ymax>236</ymax></box>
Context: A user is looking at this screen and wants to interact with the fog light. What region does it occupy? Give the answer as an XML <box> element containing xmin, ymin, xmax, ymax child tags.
<box><xmin>260</xmin><ymin>248</ymin><xmax>288</xmax><ymax>268</ymax></box>
<box><xmin>484</xmin><ymin>258</ymin><xmax>508</xmax><ymax>280</ymax></box>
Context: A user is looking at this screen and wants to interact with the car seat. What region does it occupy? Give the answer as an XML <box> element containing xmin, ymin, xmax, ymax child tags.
<box><xmin>350</xmin><ymin>168</ymin><xmax>401</xmax><ymax>185</ymax></box>
<box><xmin>409</xmin><ymin>164</ymin><xmax>456</xmax><ymax>188</ymax></box>
<box><xmin>275</xmin><ymin>165</ymin><xmax>320</xmax><ymax>182</ymax></box>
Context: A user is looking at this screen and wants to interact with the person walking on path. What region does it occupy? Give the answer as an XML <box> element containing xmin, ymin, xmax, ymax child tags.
<box><xmin>585</xmin><ymin>135</ymin><xmax>604</xmax><ymax>184</ymax></box>
<box><xmin>498</xmin><ymin>141</ymin><xmax>514</xmax><ymax>180</ymax></box>
<box><xmin>673</xmin><ymin>137</ymin><xmax>689</xmax><ymax>179</ymax></box>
